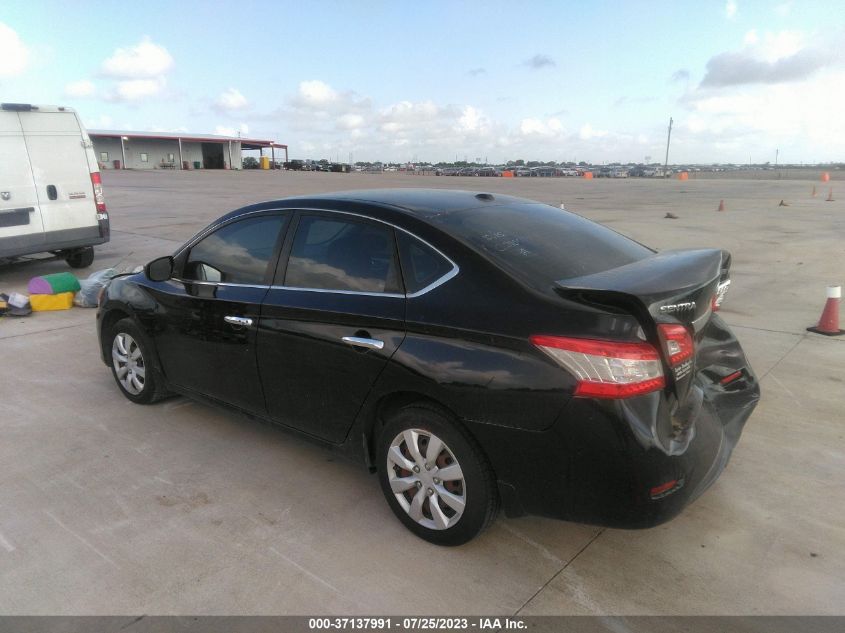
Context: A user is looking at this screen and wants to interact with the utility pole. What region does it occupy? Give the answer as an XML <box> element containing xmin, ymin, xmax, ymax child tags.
<box><xmin>775</xmin><ymin>148</ymin><xmax>779</xmax><ymax>168</ymax></box>
<box><xmin>663</xmin><ymin>117</ymin><xmax>673</xmax><ymax>178</ymax></box>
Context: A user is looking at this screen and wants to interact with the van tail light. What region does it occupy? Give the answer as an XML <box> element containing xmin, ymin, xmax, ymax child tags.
<box><xmin>530</xmin><ymin>335</ymin><xmax>665</xmax><ymax>399</ymax></box>
<box><xmin>90</xmin><ymin>172</ymin><xmax>107</xmax><ymax>212</ymax></box>
<box><xmin>657</xmin><ymin>324</ymin><xmax>694</xmax><ymax>366</ymax></box>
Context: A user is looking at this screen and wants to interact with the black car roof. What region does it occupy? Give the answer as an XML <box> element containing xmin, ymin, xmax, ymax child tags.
<box><xmin>234</xmin><ymin>189</ymin><xmax>541</xmax><ymax>222</ymax></box>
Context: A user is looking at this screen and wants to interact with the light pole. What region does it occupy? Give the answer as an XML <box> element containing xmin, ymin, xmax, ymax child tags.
<box><xmin>663</xmin><ymin>117</ymin><xmax>673</xmax><ymax>178</ymax></box>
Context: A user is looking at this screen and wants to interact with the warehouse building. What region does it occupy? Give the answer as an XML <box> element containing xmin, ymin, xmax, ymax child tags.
<box><xmin>89</xmin><ymin>130</ymin><xmax>288</xmax><ymax>170</ymax></box>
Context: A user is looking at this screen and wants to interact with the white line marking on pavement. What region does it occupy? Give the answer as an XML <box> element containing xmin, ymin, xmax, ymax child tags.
<box><xmin>42</xmin><ymin>509</ymin><xmax>119</xmax><ymax>569</ymax></box>
<box><xmin>0</xmin><ymin>530</ymin><xmax>15</xmax><ymax>552</ymax></box>
<box><xmin>268</xmin><ymin>546</ymin><xmax>342</xmax><ymax>595</ymax></box>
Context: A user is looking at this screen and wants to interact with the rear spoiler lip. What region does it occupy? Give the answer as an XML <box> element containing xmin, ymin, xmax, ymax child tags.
<box><xmin>554</xmin><ymin>248</ymin><xmax>727</xmax><ymax>305</ymax></box>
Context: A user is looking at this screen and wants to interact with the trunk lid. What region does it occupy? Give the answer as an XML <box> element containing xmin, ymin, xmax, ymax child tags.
<box><xmin>554</xmin><ymin>248</ymin><xmax>727</xmax><ymax>334</ymax></box>
<box><xmin>554</xmin><ymin>248</ymin><xmax>730</xmax><ymax>407</ymax></box>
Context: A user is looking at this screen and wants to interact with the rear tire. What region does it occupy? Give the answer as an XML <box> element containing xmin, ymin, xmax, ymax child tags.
<box><xmin>107</xmin><ymin>318</ymin><xmax>169</xmax><ymax>404</ymax></box>
<box><xmin>65</xmin><ymin>246</ymin><xmax>94</xmax><ymax>269</ymax></box>
<box><xmin>376</xmin><ymin>404</ymin><xmax>498</xmax><ymax>546</ymax></box>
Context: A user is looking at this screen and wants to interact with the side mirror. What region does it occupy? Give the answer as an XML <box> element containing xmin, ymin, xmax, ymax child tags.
<box><xmin>145</xmin><ymin>256</ymin><xmax>174</xmax><ymax>282</ymax></box>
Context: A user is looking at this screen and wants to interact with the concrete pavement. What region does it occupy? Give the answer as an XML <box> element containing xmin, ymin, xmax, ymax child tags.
<box><xmin>0</xmin><ymin>170</ymin><xmax>842</xmax><ymax>614</ymax></box>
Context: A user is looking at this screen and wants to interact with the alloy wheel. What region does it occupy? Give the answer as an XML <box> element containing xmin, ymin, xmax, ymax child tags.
<box><xmin>112</xmin><ymin>332</ymin><xmax>146</xmax><ymax>396</ymax></box>
<box><xmin>386</xmin><ymin>428</ymin><xmax>466</xmax><ymax>530</ymax></box>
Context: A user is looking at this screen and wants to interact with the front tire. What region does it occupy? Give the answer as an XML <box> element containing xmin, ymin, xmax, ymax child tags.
<box><xmin>107</xmin><ymin>318</ymin><xmax>168</xmax><ymax>404</ymax></box>
<box><xmin>377</xmin><ymin>405</ymin><xmax>498</xmax><ymax>545</ymax></box>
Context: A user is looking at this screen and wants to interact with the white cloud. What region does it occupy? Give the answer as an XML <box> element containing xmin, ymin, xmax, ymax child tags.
<box><xmin>519</xmin><ymin>117</ymin><xmax>564</xmax><ymax>137</ymax></box>
<box><xmin>726</xmin><ymin>0</ymin><xmax>738</xmax><ymax>19</ymax></box>
<box><xmin>774</xmin><ymin>2</ymin><xmax>792</xmax><ymax>17</ymax></box>
<box><xmin>296</xmin><ymin>80</ymin><xmax>338</xmax><ymax>106</ymax></box>
<box><xmin>65</xmin><ymin>79</ymin><xmax>96</xmax><ymax>98</ymax></box>
<box><xmin>337</xmin><ymin>113</ymin><xmax>365</xmax><ymax>130</ymax></box>
<box><xmin>0</xmin><ymin>22</ymin><xmax>29</xmax><ymax>77</ymax></box>
<box><xmin>215</xmin><ymin>88</ymin><xmax>249</xmax><ymax>111</ymax></box>
<box><xmin>85</xmin><ymin>114</ymin><xmax>113</xmax><ymax>129</ymax></box>
<box><xmin>676</xmin><ymin>28</ymin><xmax>845</xmax><ymax>162</ymax></box>
<box><xmin>110</xmin><ymin>77</ymin><xmax>166</xmax><ymax>102</ymax></box>
<box><xmin>101</xmin><ymin>37</ymin><xmax>174</xmax><ymax>78</ymax></box>
<box><xmin>94</xmin><ymin>37</ymin><xmax>174</xmax><ymax>102</ymax></box>
<box><xmin>579</xmin><ymin>123</ymin><xmax>608</xmax><ymax>140</ymax></box>
<box><xmin>457</xmin><ymin>106</ymin><xmax>489</xmax><ymax>134</ymax></box>
<box><xmin>757</xmin><ymin>30</ymin><xmax>804</xmax><ymax>61</ymax></box>
<box><xmin>699</xmin><ymin>30</ymin><xmax>836</xmax><ymax>87</ymax></box>
<box><xmin>214</xmin><ymin>123</ymin><xmax>250</xmax><ymax>137</ymax></box>
<box><xmin>276</xmin><ymin>79</ymin><xmax>663</xmax><ymax>162</ymax></box>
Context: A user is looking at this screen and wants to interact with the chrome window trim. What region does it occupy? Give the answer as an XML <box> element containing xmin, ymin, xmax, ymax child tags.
<box><xmin>270</xmin><ymin>285</ymin><xmax>405</xmax><ymax>299</ymax></box>
<box><xmin>171</xmin><ymin>206</ymin><xmax>460</xmax><ymax>299</ymax></box>
<box><xmin>171</xmin><ymin>279</ymin><xmax>270</xmax><ymax>290</ymax></box>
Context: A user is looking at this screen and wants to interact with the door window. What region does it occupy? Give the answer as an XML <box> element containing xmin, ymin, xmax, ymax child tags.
<box><xmin>184</xmin><ymin>215</ymin><xmax>287</xmax><ymax>284</ymax></box>
<box><xmin>396</xmin><ymin>232</ymin><xmax>455</xmax><ymax>294</ymax></box>
<box><xmin>284</xmin><ymin>216</ymin><xmax>402</xmax><ymax>293</ymax></box>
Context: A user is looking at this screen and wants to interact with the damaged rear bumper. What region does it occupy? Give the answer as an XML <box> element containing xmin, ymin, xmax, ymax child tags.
<box><xmin>471</xmin><ymin>314</ymin><xmax>760</xmax><ymax>528</ymax></box>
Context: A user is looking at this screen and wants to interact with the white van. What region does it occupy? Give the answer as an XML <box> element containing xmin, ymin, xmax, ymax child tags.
<box><xmin>0</xmin><ymin>103</ymin><xmax>109</xmax><ymax>268</ymax></box>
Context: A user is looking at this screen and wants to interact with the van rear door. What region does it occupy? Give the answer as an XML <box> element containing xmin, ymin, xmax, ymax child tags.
<box><xmin>18</xmin><ymin>109</ymin><xmax>98</xmax><ymax>241</ymax></box>
<box><xmin>0</xmin><ymin>109</ymin><xmax>44</xmax><ymax>251</ymax></box>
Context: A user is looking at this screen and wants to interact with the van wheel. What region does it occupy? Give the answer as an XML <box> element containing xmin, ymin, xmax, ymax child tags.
<box><xmin>376</xmin><ymin>405</ymin><xmax>499</xmax><ymax>546</ymax></box>
<box><xmin>65</xmin><ymin>246</ymin><xmax>94</xmax><ymax>269</ymax></box>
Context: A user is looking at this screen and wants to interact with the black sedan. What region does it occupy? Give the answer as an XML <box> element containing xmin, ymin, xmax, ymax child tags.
<box><xmin>97</xmin><ymin>189</ymin><xmax>760</xmax><ymax>545</ymax></box>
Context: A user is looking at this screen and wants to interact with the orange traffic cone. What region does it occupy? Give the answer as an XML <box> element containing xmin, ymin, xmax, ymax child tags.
<box><xmin>811</xmin><ymin>185</ymin><xmax>817</xmax><ymax>197</ymax></box>
<box><xmin>821</xmin><ymin>172</ymin><xmax>830</xmax><ymax>182</ymax></box>
<box><xmin>717</xmin><ymin>200</ymin><xmax>725</xmax><ymax>212</ymax></box>
<box><xmin>807</xmin><ymin>286</ymin><xmax>844</xmax><ymax>336</ymax></box>
<box><xmin>826</xmin><ymin>187</ymin><xmax>834</xmax><ymax>202</ymax></box>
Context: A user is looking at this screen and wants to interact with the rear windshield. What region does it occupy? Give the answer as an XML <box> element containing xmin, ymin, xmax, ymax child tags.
<box><xmin>435</xmin><ymin>203</ymin><xmax>653</xmax><ymax>286</ymax></box>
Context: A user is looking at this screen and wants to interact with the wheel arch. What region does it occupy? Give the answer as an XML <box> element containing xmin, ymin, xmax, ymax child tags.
<box><xmin>99</xmin><ymin>307</ymin><xmax>133</xmax><ymax>363</ymax></box>
<box><xmin>99</xmin><ymin>307</ymin><xmax>167</xmax><ymax>385</ymax></box>
<box><xmin>363</xmin><ymin>391</ymin><xmax>465</xmax><ymax>472</ymax></box>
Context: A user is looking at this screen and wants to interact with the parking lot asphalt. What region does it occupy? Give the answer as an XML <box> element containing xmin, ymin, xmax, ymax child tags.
<box><xmin>1</xmin><ymin>171</ymin><xmax>843</xmax><ymax>614</ymax></box>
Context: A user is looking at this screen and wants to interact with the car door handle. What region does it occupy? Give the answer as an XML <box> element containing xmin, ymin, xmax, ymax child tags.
<box><xmin>341</xmin><ymin>336</ymin><xmax>384</xmax><ymax>350</ymax></box>
<box><xmin>224</xmin><ymin>316</ymin><xmax>253</xmax><ymax>327</ymax></box>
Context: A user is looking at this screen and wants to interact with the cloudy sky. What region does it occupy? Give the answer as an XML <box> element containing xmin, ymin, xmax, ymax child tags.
<box><xmin>1</xmin><ymin>0</ymin><xmax>843</xmax><ymax>163</ymax></box>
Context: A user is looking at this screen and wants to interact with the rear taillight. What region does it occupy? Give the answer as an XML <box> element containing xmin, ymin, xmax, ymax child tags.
<box><xmin>530</xmin><ymin>335</ymin><xmax>665</xmax><ymax>399</ymax></box>
<box><xmin>90</xmin><ymin>172</ymin><xmax>106</xmax><ymax>212</ymax></box>
<box><xmin>657</xmin><ymin>324</ymin><xmax>694</xmax><ymax>366</ymax></box>
<box><xmin>657</xmin><ymin>323</ymin><xmax>695</xmax><ymax>381</ymax></box>
<box><xmin>711</xmin><ymin>279</ymin><xmax>730</xmax><ymax>312</ymax></box>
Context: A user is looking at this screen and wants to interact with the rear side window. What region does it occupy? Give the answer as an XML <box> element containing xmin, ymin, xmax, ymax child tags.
<box><xmin>284</xmin><ymin>216</ymin><xmax>402</xmax><ymax>294</ymax></box>
<box><xmin>184</xmin><ymin>215</ymin><xmax>286</xmax><ymax>284</ymax></box>
<box><xmin>397</xmin><ymin>232</ymin><xmax>454</xmax><ymax>294</ymax></box>
<box><xmin>436</xmin><ymin>203</ymin><xmax>652</xmax><ymax>286</ymax></box>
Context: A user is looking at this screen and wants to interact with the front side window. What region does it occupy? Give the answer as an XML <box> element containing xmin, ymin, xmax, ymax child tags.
<box><xmin>397</xmin><ymin>232</ymin><xmax>454</xmax><ymax>294</ymax></box>
<box><xmin>140</xmin><ymin>153</ymin><xmax>149</xmax><ymax>163</ymax></box>
<box><xmin>184</xmin><ymin>215</ymin><xmax>286</xmax><ymax>284</ymax></box>
<box><xmin>100</xmin><ymin>152</ymin><xmax>108</xmax><ymax>161</ymax></box>
<box><xmin>284</xmin><ymin>216</ymin><xmax>401</xmax><ymax>293</ymax></box>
